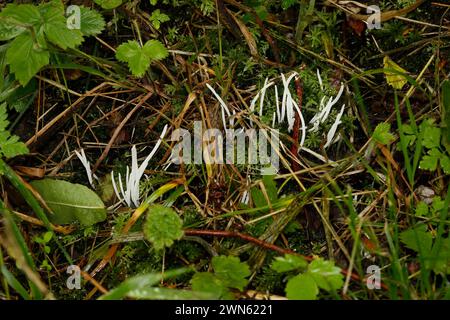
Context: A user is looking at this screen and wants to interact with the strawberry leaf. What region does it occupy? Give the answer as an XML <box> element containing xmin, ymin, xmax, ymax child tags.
<box><xmin>6</xmin><ymin>32</ymin><xmax>50</xmax><ymax>86</ymax></box>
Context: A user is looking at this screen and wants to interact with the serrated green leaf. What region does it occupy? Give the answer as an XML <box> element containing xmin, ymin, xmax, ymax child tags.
<box><xmin>142</xmin><ymin>39</ymin><xmax>169</xmax><ymax>61</ymax></box>
<box><xmin>30</xmin><ymin>179</ymin><xmax>107</xmax><ymax>226</ymax></box>
<box><xmin>419</xmin><ymin>148</ymin><xmax>441</xmax><ymax>171</ymax></box>
<box><xmin>40</xmin><ymin>2</ymin><xmax>83</xmax><ymax>49</ymax></box>
<box><xmin>285</xmin><ymin>273</ymin><xmax>318</xmax><ymax>300</ymax></box>
<box><xmin>116</xmin><ymin>40</ymin><xmax>151</xmax><ymax>77</ymax></box>
<box><xmin>307</xmin><ymin>258</ymin><xmax>344</xmax><ymax>291</ymax></box>
<box><xmin>6</xmin><ymin>32</ymin><xmax>49</xmax><ymax>86</ymax></box>
<box><xmin>0</xmin><ymin>4</ymin><xmax>41</xmax><ymax>28</ymax></box>
<box><xmin>116</xmin><ymin>40</ymin><xmax>168</xmax><ymax>77</ymax></box>
<box><xmin>281</xmin><ymin>0</ymin><xmax>298</xmax><ymax>10</ymax></box>
<box><xmin>422</xmin><ymin>125</ymin><xmax>441</xmax><ymax>149</ymax></box>
<box><xmin>400</xmin><ymin>224</ymin><xmax>433</xmax><ymax>253</ymax></box>
<box><xmin>0</xmin><ymin>19</ymin><xmax>25</xmax><ymax>41</ymax></box>
<box><xmin>79</xmin><ymin>6</ymin><xmax>105</xmax><ymax>36</ymax></box>
<box><xmin>372</xmin><ymin>122</ymin><xmax>395</xmax><ymax>145</ymax></box>
<box><xmin>143</xmin><ymin>204</ymin><xmax>184</xmax><ymax>250</ymax></box>
<box><xmin>212</xmin><ymin>255</ymin><xmax>251</xmax><ymax>291</ymax></box>
<box><xmin>149</xmin><ymin>9</ymin><xmax>170</xmax><ymax>30</ymax></box>
<box><xmin>190</xmin><ymin>272</ymin><xmax>231</xmax><ymax>299</ymax></box>
<box><xmin>94</xmin><ymin>0</ymin><xmax>123</xmax><ymax>10</ymax></box>
<box><xmin>429</xmin><ymin>237</ymin><xmax>450</xmax><ymax>275</ymax></box>
<box><xmin>415</xmin><ymin>201</ymin><xmax>429</xmax><ymax>217</ymax></box>
<box><xmin>440</xmin><ymin>155</ymin><xmax>450</xmax><ymax>174</ymax></box>
<box><xmin>0</xmin><ymin>103</ymin><xmax>28</xmax><ymax>158</ymax></box>
<box><xmin>271</xmin><ymin>254</ymin><xmax>307</xmax><ymax>273</ymax></box>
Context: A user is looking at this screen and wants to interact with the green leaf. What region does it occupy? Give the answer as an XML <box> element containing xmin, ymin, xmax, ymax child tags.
<box><xmin>422</xmin><ymin>125</ymin><xmax>441</xmax><ymax>149</ymax></box>
<box><xmin>271</xmin><ymin>254</ymin><xmax>308</xmax><ymax>273</ymax></box>
<box><xmin>429</xmin><ymin>237</ymin><xmax>450</xmax><ymax>275</ymax></box>
<box><xmin>285</xmin><ymin>273</ymin><xmax>318</xmax><ymax>300</ymax></box>
<box><xmin>99</xmin><ymin>268</ymin><xmax>189</xmax><ymax>300</ymax></box>
<box><xmin>0</xmin><ymin>103</ymin><xmax>28</xmax><ymax>158</ymax></box>
<box><xmin>149</xmin><ymin>9</ymin><xmax>170</xmax><ymax>30</ymax></box>
<box><xmin>190</xmin><ymin>272</ymin><xmax>231</xmax><ymax>299</ymax></box>
<box><xmin>79</xmin><ymin>6</ymin><xmax>105</xmax><ymax>36</ymax></box>
<box><xmin>40</xmin><ymin>1</ymin><xmax>83</xmax><ymax>49</ymax></box>
<box><xmin>415</xmin><ymin>201</ymin><xmax>429</xmax><ymax>217</ymax></box>
<box><xmin>281</xmin><ymin>0</ymin><xmax>298</xmax><ymax>10</ymax></box>
<box><xmin>372</xmin><ymin>122</ymin><xmax>395</xmax><ymax>145</ymax></box>
<box><xmin>419</xmin><ymin>148</ymin><xmax>441</xmax><ymax>171</ymax></box>
<box><xmin>0</xmin><ymin>4</ymin><xmax>41</xmax><ymax>29</ymax></box>
<box><xmin>307</xmin><ymin>258</ymin><xmax>344</xmax><ymax>291</ymax></box>
<box><xmin>142</xmin><ymin>39</ymin><xmax>169</xmax><ymax>61</ymax></box>
<box><xmin>116</xmin><ymin>40</ymin><xmax>151</xmax><ymax>77</ymax></box>
<box><xmin>94</xmin><ymin>0</ymin><xmax>123</xmax><ymax>10</ymax></box>
<box><xmin>440</xmin><ymin>155</ymin><xmax>450</xmax><ymax>175</ymax></box>
<box><xmin>6</xmin><ymin>32</ymin><xmax>49</xmax><ymax>86</ymax></box>
<box><xmin>212</xmin><ymin>255</ymin><xmax>251</xmax><ymax>291</ymax></box>
<box><xmin>143</xmin><ymin>204</ymin><xmax>184</xmax><ymax>250</ymax></box>
<box><xmin>0</xmin><ymin>19</ymin><xmax>25</xmax><ymax>41</ymax></box>
<box><xmin>30</xmin><ymin>179</ymin><xmax>107</xmax><ymax>226</ymax></box>
<box><xmin>116</xmin><ymin>40</ymin><xmax>168</xmax><ymax>77</ymax></box>
<box><xmin>400</xmin><ymin>224</ymin><xmax>433</xmax><ymax>253</ymax></box>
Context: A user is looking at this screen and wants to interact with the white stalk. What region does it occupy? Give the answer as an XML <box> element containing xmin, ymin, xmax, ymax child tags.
<box><xmin>324</xmin><ymin>104</ymin><xmax>345</xmax><ymax>149</ymax></box>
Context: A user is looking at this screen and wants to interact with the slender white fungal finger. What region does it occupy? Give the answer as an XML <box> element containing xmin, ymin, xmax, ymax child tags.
<box><xmin>324</xmin><ymin>104</ymin><xmax>345</xmax><ymax>149</ymax></box>
<box><xmin>292</xmin><ymin>100</ymin><xmax>306</xmax><ymax>148</ymax></box>
<box><xmin>259</xmin><ymin>77</ymin><xmax>270</xmax><ymax>117</ymax></box>
<box><xmin>317</xmin><ymin>69</ymin><xmax>323</xmax><ymax>90</ymax></box>
<box><xmin>275</xmin><ymin>85</ymin><xmax>280</xmax><ymax>123</ymax></box>
<box><xmin>206</xmin><ymin>83</ymin><xmax>231</xmax><ymax>116</ymax></box>
<box><xmin>111</xmin><ymin>171</ymin><xmax>126</xmax><ymax>205</ymax></box>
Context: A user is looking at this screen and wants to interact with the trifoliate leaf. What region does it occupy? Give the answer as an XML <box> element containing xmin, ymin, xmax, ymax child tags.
<box><xmin>116</xmin><ymin>40</ymin><xmax>151</xmax><ymax>77</ymax></box>
<box><xmin>30</xmin><ymin>179</ymin><xmax>107</xmax><ymax>226</ymax></box>
<box><xmin>285</xmin><ymin>273</ymin><xmax>318</xmax><ymax>300</ymax></box>
<box><xmin>271</xmin><ymin>254</ymin><xmax>308</xmax><ymax>273</ymax></box>
<box><xmin>383</xmin><ymin>56</ymin><xmax>408</xmax><ymax>90</ymax></box>
<box><xmin>142</xmin><ymin>39</ymin><xmax>169</xmax><ymax>61</ymax></box>
<box><xmin>0</xmin><ymin>103</ymin><xmax>28</xmax><ymax>159</ymax></box>
<box><xmin>372</xmin><ymin>122</ymin><xmax>395</xmax><ymax>145</ymax></box>
<box><xmin>190</xmin><ymin>272</ymin><xmax>231</xmax><ymax>299</ymax></box>
<box><xmin>143</xmin><ymin>205</ymin><xmax>184</xmax><ymax>250</ymax></box>
<box><xmin>307</xmin><ymin>258</ymin><xmax>344</xmax><ymax>291</ymax></box>
<box><xmin>212</xmin><ymin>255</ymin><xmax>251</xmax><ymax>291</ymax></box>
<box><xmin>419</xmin><ymin>148</ymin><xmax>441</xmax><ymax>171</ymax></box>
<box><xmin>149</xmin><ymin>9</ymin><xmax>170</xmax><ymax>30</ymax></box>
<box><xmin>6</xmin><ymin>32</ymin><xmax>50</xmax><ymax>86</ymax></box>
<box><xmin>40</xmin><ymin>2</ymin><xmax>83</xmax><ymax>49</ymax></box>
<box><xmin>94</xmin><ymin>0</ymin><xmax>123</xmax><ymax>10</ymax></box>
<box><xmin>116</xmin><ymin>40</ymin><xmax>168</xmax><ymax>77</ymax></box>
<box><xmin>400</xmin><ymin>224</ymin><xmax>433</xmax><ymax>253</ymax></box>
<box><xmin>79</xmin><ymin>6</ymin><xmax>105</xmax><ymax>36</ymax></box>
